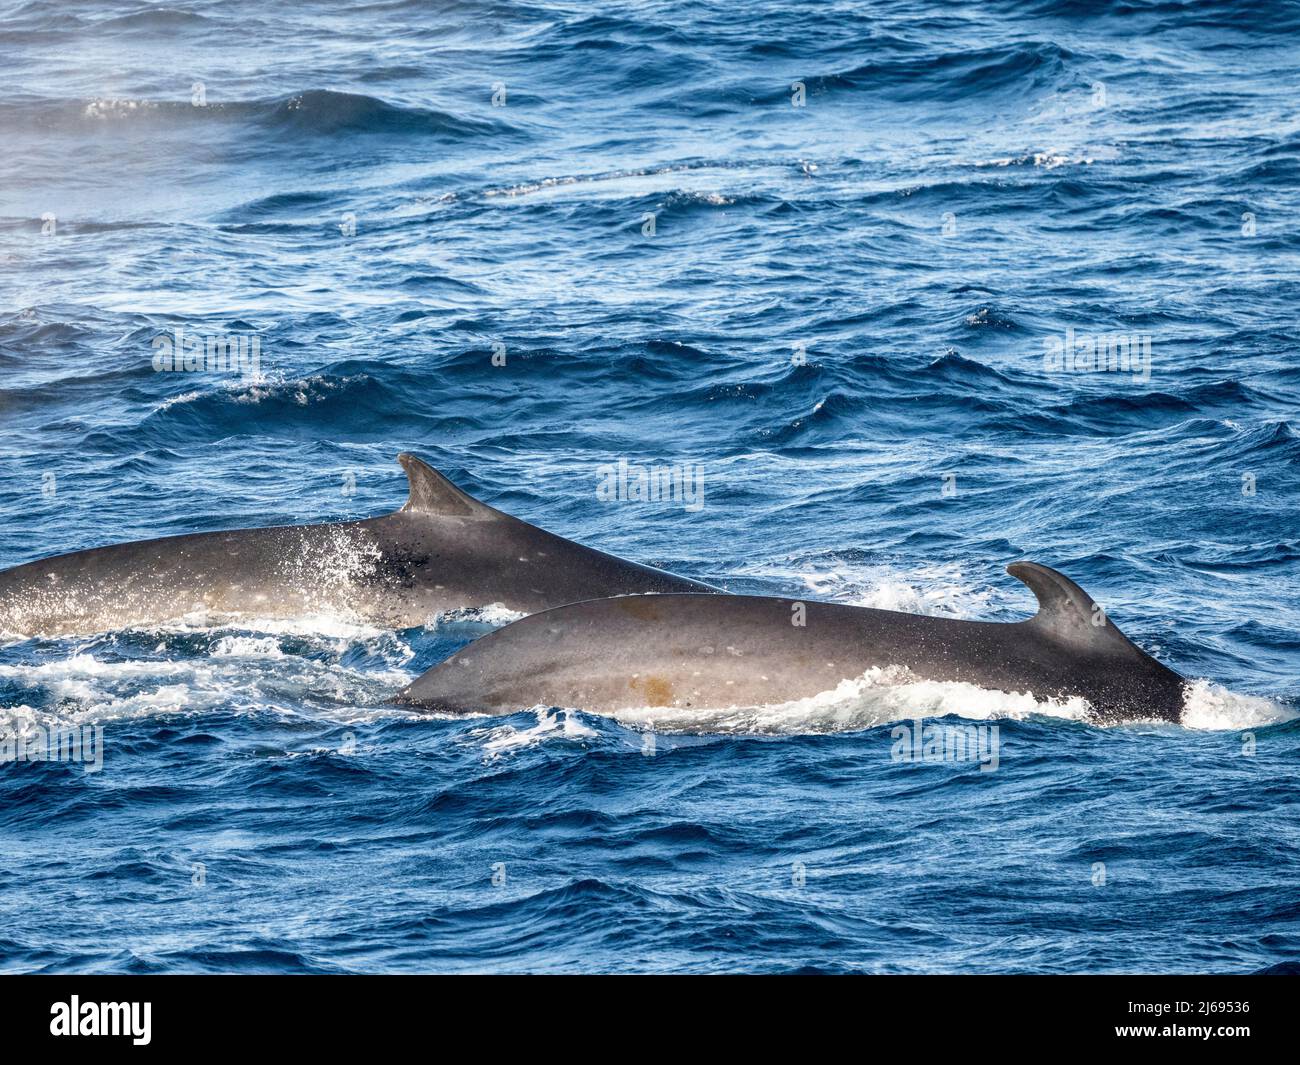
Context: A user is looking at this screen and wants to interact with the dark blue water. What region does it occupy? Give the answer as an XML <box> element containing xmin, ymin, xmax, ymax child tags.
<box><xmin>1</xmin><ymin>0</ymin><xmax>1298</xmax><ymax>974</ymax></box>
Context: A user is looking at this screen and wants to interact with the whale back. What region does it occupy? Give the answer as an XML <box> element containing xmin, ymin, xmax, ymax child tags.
<box><xmin>397</xmin><ymin>563</ymin><xmax>1187</xmax><ymax>722</ymax></box>
<box><xmin>0</xmin><ymin>452</ymin><xmax>714</xmax><ymax>637</ymax></box>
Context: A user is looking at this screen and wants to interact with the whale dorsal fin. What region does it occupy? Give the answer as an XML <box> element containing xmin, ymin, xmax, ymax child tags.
<box><xmin>1007</xmin><ymin>561</ymin><xmax>1136</xmax><ymax>654</ymax></box>
<box><xmin>397</xmin><ymin>453</ymin><xmax>497</xmax><ymax>518</ymax></box>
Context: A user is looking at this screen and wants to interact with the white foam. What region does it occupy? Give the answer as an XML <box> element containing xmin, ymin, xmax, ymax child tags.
<box><xmin>736</xmin><ymin>558</ymin><xmax>1004</xmax><ymax>619</ymax></box>
<box><xmin>153</xmin><ymin>370</ymin><xmax>324</xmax><ymax>414</ymax></box>
<box><xmin>1180</xmin><ymin>678</ymin><xmax>1296</xmax><ymax>731</ymax></box>
<box><xmin>476</xmin><ymin>707</ymin><xmax>597</xmax><ymax>755</ymax></box>
<box><xmin>481</xmin><ymin>163</ymin><xmax>752</xmax><ymax>202</ymax></box>
<box><xmin>593</xmin><ymin>671</ymin><xmax>1295</xmax><ymax>737</ymax></box>
<box><xmin>153</xmin><ymin>388</ymin><xmax>206</xmax><ymax>411</ymax></box>
<box><xmin>0</xmin><ymin>653</ymin><xmax>194</xmax><ymax>682</ymax></box>
<box><xmin>83</xmin><ymin>97</ymin><xmax>157</xmax><ymax>120</ymax></box>
<box><xmin>972</xmin><ymin>147</ymin><xmax>1116</xmax><ymax>170</ymax></box>
<box><xmin>210</xmin><ymin>635</ymin><xmax>286</xmax><ymax>659</ymax></box>
<box><xmin>203</xmin><ymin>613</ymin><xmax>397</xmax><ymax>643</ymax></box>
<box><xmin>0</xmin><ymin>676</ymin><xmax>222</xmax><ymax>734</ymax></box>
<box><xmin>0</xmin><ymin>616</ymin><xmax>418</xmax><ymax>729</ymax></box>
<box><xmin>605</xmin><ymin>665</ymin><xmax>1090</xmax><ymax>736</ymax></box>
<box><xmin>430</xmin><ymin>603</ymin><xmax>527</xmax><ymax>629</ymax></box>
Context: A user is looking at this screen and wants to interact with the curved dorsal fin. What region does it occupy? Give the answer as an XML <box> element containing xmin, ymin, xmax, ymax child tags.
<box><xmin>397</xmin><ymin>453</ymin><xmax>497</xmax><ymax>518</ymax></box>
<box><xmin>1007</xmin><ymin>560</ymin><xmax>1134</xmax><ymax>653</ymax></box>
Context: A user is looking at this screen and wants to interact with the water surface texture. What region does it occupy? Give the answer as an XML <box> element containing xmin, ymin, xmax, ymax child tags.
<box><xmin>1</xmin><ymin>0</ymin><xmax>1298</xmax><ymax>973</ymax></box>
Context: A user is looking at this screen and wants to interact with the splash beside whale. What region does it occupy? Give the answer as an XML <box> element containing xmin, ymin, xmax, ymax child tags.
<box><xmin>0</xmin><ymin>453</ymin><xmax>715</xmax><ymax>638</ymax></box>
<box><xmin>396</xmin><ymin>562</ymin><xmax>1189</xmax><ymax>723</ymax></box>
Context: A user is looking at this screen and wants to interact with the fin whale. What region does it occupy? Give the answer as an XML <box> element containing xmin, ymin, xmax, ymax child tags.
<box><xmin>0</xmin><ymin>453</ymin><xmax>715</xmax><ymax>638</ymax></box>
<box><xmin>396</xmin><ymin>561</ymin><xmax>1187</xmax><ymax>723</ymax></box>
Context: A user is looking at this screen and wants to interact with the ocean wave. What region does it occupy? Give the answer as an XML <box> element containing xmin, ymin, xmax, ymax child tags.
<box><xmin>147</xmin><ymin>371</ymin><xmax>417</xmax><ymax>434</ymax></box>
<box><xmin>0</xmin><ymin>89</ymin><xmax>508</xmax><ymax>141</ymax></box>
<box><xmin>265</xmin><ymin>90</ymin><xmax>506</xmax><ymax>138</ymax></box>
<box><xmin>0</xmin><ymin>620</ymin><xmax>417</xmax><ymax>731</ymax></box>
<box><xmin>807</xmin><ymin>41</ymin><xmax>1077</xmax><ymax>100</ymax></box>
<box><xmin>93</xmin><ymin>7</ymin><xmax>219</xmax><ymax>31</ymax></box>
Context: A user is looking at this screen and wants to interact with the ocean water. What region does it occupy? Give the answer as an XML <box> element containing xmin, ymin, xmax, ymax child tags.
<box><xmin>1</xmin><ymin>0</ymin><xmax>1299</xmax><ymax>974</ymax></box>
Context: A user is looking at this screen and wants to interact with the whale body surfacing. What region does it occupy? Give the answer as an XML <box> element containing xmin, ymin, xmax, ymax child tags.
<box><xmin>0</xmin><ymin>453</ymin><xmax>715</xmax><ymax>638</ymax></box>
<box><xmin>396</xmin><ymin>562</ymin><xmax>1187</xmax><ymax>723</ymax></box>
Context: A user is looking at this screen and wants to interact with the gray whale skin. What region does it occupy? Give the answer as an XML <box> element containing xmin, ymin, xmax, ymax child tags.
<box><xmin>0</xmin><ymin>453</ymin><xmax>714</xmax><ymax>637</ymax></box>
<box><xmin>396</xmin><ymin>562</ymin><xmax>1188</xmax><ymax>723</ymax></box>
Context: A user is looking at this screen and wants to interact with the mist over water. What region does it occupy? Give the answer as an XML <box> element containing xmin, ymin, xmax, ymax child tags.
<box><xmin>1</xmin><ymin>0</ymin><xmax>1298</xmax><ymax>973</ymax></box>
